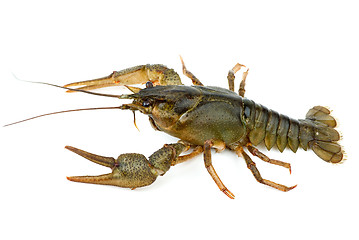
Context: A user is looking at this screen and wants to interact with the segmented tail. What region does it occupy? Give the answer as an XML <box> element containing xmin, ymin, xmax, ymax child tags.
<box><xmin>303</xmin><ymin>106</ymin><xmax>344</xmax><ymax>163</ymax></box>
<box><xmin>243</xmin><ymin>99</ymin><xmax>344</xmax><ymax>163</ymax></box>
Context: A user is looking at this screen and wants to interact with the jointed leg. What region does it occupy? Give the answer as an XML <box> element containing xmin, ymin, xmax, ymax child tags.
<box><xmin>246</xmin><ymin>143</ymin><xmax>291</xmax><ymax>173</ymax></box>
<box><xmin>226</xmin><ymin>63</ymin><xmax>249</xmax><ymax>97</ymax></box>
<box><xmin>64</xmin><ymin>64</ymin><xmax>183</xmax><ymax>92</ymax></box>
<box><xmin>65</xmin><ymin>143</ymin><xmax>188</xmax><ymax>189</ymax></box>
<box><xmin>238</xmin><ymin>67</ymin><xmax>249</xmax><ymax>97</ymax></box>
<box><xmin>234</xmin><ymin>145</ymin><xmax>296</xmax><ymax>192</ymax></box>
<box><xmin>227</xmin><ymin>63</ymin><xmax>244</xmax><ymax>92</ymax></box>
<box><xmin>172</xmin><ymin>145</ymin><xmax>203</xmax><ymax>166</ymax></box>
<box><xmin>179</xmin><ymin>56</ymin><xmax>204</xmax><ymax>86</ymax></box>
<box><xmin>203</xmin><ymin>140</ymin><xmax>235</xmax><ymax>199</ymax></box>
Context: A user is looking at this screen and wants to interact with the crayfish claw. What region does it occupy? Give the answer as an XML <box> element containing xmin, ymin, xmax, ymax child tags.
<box><xmin>65</xmin><ymin>146</ymin><xmax>159</xmax><ymax>188</ymax></box>
<box><xmin>64</xmin><ymin>65</ymin><xmax>147</xmax><ymax>92</ymax></box>
<box><xmin>64</xmin><ymin>64</ymin><xmax>183</xmax><ymax>92</ymax></box>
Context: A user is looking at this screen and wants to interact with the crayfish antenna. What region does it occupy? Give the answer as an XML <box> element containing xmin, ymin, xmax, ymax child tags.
<box><xmin>3</xmin><ymin>106</ymin><xmax>124</xmax><ymax>127</ymax></box>
<box><xmin>3</xmin><ymin>79</ymin><xmax>140</xmax><ymax>127</ymax></box>
<box><xmin>29</xmin><ymin>80</ymin><xmax>137</xmax><ymax>99</ymax></box>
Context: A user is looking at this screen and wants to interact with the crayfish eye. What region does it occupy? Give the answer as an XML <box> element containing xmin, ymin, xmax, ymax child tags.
<box><xmin>145</xmin><ymin>81</ymin><xmax>153</xmax><ymax>88</ymax></box>
<box><xmin>142</xmin><ymin>100</ymin><xmax>151</xmax><ymax>107</ymax></box>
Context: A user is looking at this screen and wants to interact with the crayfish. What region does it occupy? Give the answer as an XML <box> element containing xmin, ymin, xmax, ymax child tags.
<box><xmin>6</xmin><ymin>57</ymin><xmax>344</xmax><ymax>199</ymax></box>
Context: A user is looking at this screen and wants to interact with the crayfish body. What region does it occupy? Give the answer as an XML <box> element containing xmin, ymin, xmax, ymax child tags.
<box><xmin>9</xmin><ymin>57</ymin><xmax>345</xmax><ymax>199</ymax></box>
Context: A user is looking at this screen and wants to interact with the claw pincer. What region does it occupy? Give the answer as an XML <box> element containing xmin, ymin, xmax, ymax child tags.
<box><xmin>65</xmin><ymin>143</ymin><xmax>187</xmax><ymax>189</ymax></box>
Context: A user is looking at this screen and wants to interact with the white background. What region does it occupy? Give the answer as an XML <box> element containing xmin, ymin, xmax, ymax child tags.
<box><xmin>1</xmin><ymin>1</ymin><xmax>358</xmax><ymax>239</ymax></box>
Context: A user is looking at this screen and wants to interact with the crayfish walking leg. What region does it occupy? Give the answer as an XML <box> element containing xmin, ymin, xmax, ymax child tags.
<box><xmin>246</xmin><ymin>143</ymin><xmax>291</xmax><ymax>173</ymax></box>
<box><xmin>172</xmin><ymin>145</ymin><xmax>203</xmax><ymax>166</ymax></box>
<box><xmin>179</xmin><ymin>56</ymin><xmax>204</xmax><ymax>86</ymax></box>
<box><xmin>234</xmin><ymin>146</ymin><xmax>297</xmax><ymax>192</ymax></box>
<box><xmin>204</xmin><ymin>139</ymin><xmax>235</xmax><ymax>199</ymax></box>
<box><xmin>65</xmin><ymin>143</ymin><xmax>188</xmax><ymax>189</ymax></box>
<box><xmin>227</xmin><ymin>63</ymin><xmax>249</xmax><ymax>96</ymax></box>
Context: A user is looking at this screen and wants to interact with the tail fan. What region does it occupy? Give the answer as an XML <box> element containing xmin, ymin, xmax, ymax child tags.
<box><xmin>306</xmin><ymin>106</ymin><xmax>344</xmax><ymax>163</ymax></box>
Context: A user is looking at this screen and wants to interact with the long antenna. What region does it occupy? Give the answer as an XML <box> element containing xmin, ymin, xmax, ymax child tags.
<box><xmin>4</xmin><ymin>106</ymin><xmax>123</xmax><ymax>127</ymax></box>
<box><xmin>23</xmin><ymin>80</ymin><xmax>135</xmax><ymax>99</ymax></box>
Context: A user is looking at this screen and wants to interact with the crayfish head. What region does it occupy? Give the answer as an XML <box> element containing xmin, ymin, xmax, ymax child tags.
<box><xmin>150</xmin><ymin>101</ymin><xmax>180</xmax><ymax>128</ymax></box>
<box><xmin>126</xmin><ymin>84</ymin><xmax>201</xmax><ymax>130</ymax></box>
